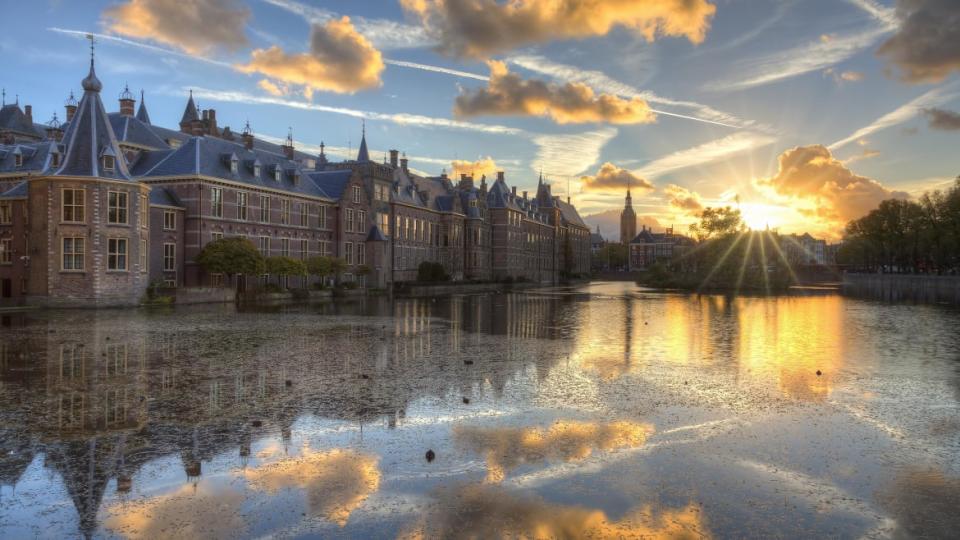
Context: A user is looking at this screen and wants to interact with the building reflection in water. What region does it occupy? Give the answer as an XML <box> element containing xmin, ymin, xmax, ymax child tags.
<box><xmin>0</xmin><ymin>293</ymin><xmax>575</xmax><ymax>538</ymax></box>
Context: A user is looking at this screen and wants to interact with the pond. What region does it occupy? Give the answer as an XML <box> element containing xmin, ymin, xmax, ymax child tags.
<box><xmin>0</xmin><ymin>282</ymin><xmax>957</xmax><ymax>538</ymax></box>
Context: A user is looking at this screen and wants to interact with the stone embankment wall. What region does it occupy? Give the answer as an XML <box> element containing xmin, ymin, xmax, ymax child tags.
<box><xmin>842</xmin><ymin>273</ymin><xmax>960</xmax><ymax>305</ymax></box>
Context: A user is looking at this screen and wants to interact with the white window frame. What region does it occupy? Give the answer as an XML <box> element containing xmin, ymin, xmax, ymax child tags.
<box><xmin>260</xmin><ymin>195</ymin><xmax>270</xmax><ymax>223</ymax></box>
<box><xmin>163</xmin><ymin>243</ymin><xmax>176</xmax><ymax>272</ymax></box>
<box><xmin>0</xmin><ymin>201</ymin><xmax>11</xmax><ymax>224</ymax></box>
<box><xmin>107</xmin><ymin>238</ymin><xmax>127</xmax><ymax>271</ymax></box>
<box><xmin>259</xmin><ymin>236</ymin><xmax>270</xmax><ymax>255</ymax></box>
<box><xmin>211</xmin><ymin>188</ymin><xmax>223</xmax><ymax>218</ymax></box>
<box><xmin>237</xmin><ymin>191</ymin><xmax>248</xmax><ymax>221</ymax></box>
<box><xmin>163</xmin><ymin>210</ymin><xmax>176</xmax><ymax>230</ymax></box>
<box><xmin>1</xmin><ymin>238</ymin><xmax>14</xmax><ymax>265</ymax></box>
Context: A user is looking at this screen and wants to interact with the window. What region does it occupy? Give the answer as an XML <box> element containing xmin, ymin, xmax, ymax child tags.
<box><xmin>108</xmin><ymin>191</ymin><xmax>128</xmax><ymax>224</ymax></box>
<box><xmin>102</xmin><ymin>154</ymin><xmax>115</xmax><ymax>172</ymax></box>
<box><xmin>230</xmin><ymin>158</ymin><xmax>238</xmax><ymax>174</ymax></box>
<box><xmin>273</xmin><ymin>167</ymin><xmax>282</xmax><ymax>182</ymax></box>
<box><xmin>280</xmin><ymin>200</ymin><xmax>290</xmax><ymax>225</ymax></box>
<box><xmin>108</xmin><ymin>238</ymin><xmax>127</xmax><ymax>271</ymax></box>
<box><xmin>259</xmin><ymin>236</ymin><xmax>269</xmax><ymax>255</ymax></box>
<box><xmin>163</xmin><ymin>243</ymin><xmax>176</xmax><ymax>271</ymax></box>
<box><xmin>140</xmin><ymin>195</ymin><xmax>149</xmax><ymax>229</ymax></box>
<box><xmin>211</xmin><ymin>273</ymin><xmax>224</xmax><ymax>287</ymax></box>
<box><xmin>253</xmin><ymin>163</ymin><xmax>261</xmax><ymax>177</ymax></box>
<box><xmin>237</xmin><ymin>192</ymin><xmax>248</xmax><ymax>221</ymax></box>
<box><xmin>300</xmin><ymin>239</ymin><xmax>307</xmax><ymax>259</ymax></box>
<box><xmin>395</xmin><ymin>215</ymin><xmax>401</xmax><ymax>239</ymax></box>
<box><xmin>318</xmin><ymin>206</ymin><xmax>327</xmax><ymax>229</ymax></box>
<box><xmin>346</xmin><ymin>209</ymin><xmax>355</xmax><ymax>232</ymax></box>
<box><xmin>299</xmin><ymin>204</ymin><xmax>308</xmax><ymax>227</ymax></box>
<box><xmin>319</xmin><ymin>240</ymin><xmax>330</xmax><ymax>256</ymax></box>
<box><xmin>344</xmin><ymin>242</ymin><xmax>354</xmax><ymax>265</ymax></box>
<box><xmin>281</xmin><ymin>238</ymin><xmax>290</xmax><ymax>257</ymax></box>
<box><xmin>358</xmin><ymin>211</ymin><xmax>366</xmax><ymax>233</ymax></box>
<box><xmin>139</xmin><ymin>239</ymin><xmax>147</xmax><ymax>273</ymax></box>
<box><xmin>379</xmin><ymin>213</ymin><xmax>390</xmax><ymax>236</ymax></box>
<box><xmin>0</xmin><ymin>202</ymin><xmax>11</xmax><ymax>224</ymax></box>
<box><xmin>352</xmin><ymin>185</ymin><xmax>361</xmax><ymax>203</ymax></box>
<box><xmin>62</xmin><ymin>189</ymin><xmax>85</xmax><ymax>223</ymax></box>
<box><xmin>51</xmin><ymin>152</ymin><xmax>60</xmax><ymax>168</ymax></box>
<box><xmin>211</xmin><ymin>232</ymin><xmax>223</xmax><ymax>242</ymax></box>
<box><xmin>1</xmin><ymin>238</ymin><xmax>12</xmax><ymax>265</ymax></box>
<box><xmin>211</xmin><ymin>188</ymin><xmax>223</xmax><ymax>218</ymax></box>
<box><xmin>358</xmin><ymin>242</ymin><xmax>365</xmax><ymax>265</ymax></box>
<box><xmin>260</xmin><ymin>196</ymin><xmax>270</xmax><ymax>222</ymax></box>
<box><xmin>163</xmin><ymin>210</ymin><xmax>176</xmax><ymax>230</ymax></box>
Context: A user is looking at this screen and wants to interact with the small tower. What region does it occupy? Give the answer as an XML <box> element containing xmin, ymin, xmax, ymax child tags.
<box><xmin>281</xmin><ymin>127</ymin><xmax>295</xmax><ymax>159</ymax></box>
<box><xmin>118</xmin><ymin>83</ymin><xmax>135</xmax><ymax>116</ymax></box>
<box><xmin>356</xmin><ymin>120</ymin><xmax>370</xmax><ymax>162</ymax></box>
<box><xmin>620</xmin><ymin>181</ymin><xmax>637</xmax><ymax>245</ymax></box>
<box><xmin>64</xmin><ymin>91</ymin><xmax>78</xmax><ymax>122</ymax></box>
<box><xmin>241</xmin><ymin>120</ymin><xmax>254</xmax><ymax>150</ymax></box>
<box><xmin>135</xmin><ymin>90</ymin><xmax>151</xmax><ymax>124</ymax></box>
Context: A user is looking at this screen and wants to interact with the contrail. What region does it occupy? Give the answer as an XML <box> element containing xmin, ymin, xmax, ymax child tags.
<box><xmin>48</xmin><ymin>27</ymin><xmax>233</xmax><ymax>68</ymax></box>
<box><xmin>384</xmin><ymin>59</ymin><xmax>489</xmax><ymax>81</ymax></box>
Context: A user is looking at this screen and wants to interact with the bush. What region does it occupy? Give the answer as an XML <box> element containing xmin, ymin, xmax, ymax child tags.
<box><xmin>196</xmin><ymin>237</ymin><xmax>264</xmax><ymax>280</ymax></box>
<box><xmin>341</xmin><ymin>281</ymin><xmax>359</xmax><ymax>290</ymax></box>
<box><xmin>417</xmin><ymin>261</ymin><xmax>449</xmax><ymax>282</ymax></box>
<box><xmin>262</xmin><ymin>283</ymin><xmax>285</xmax><ymax>293</ymax></box>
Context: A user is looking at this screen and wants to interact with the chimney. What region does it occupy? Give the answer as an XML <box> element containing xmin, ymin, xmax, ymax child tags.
<box><xmin>207</xmin><ymin>108</ymin><xmax>217</xmax><ymax>134</ymax></box>
<box><xmin>400</xmin><ymin>156</ymin><xmax>408</xmax><ymax>172</ymax></box>
<box><xmin>496</xmin><ymin>171</ymin><xmax>504</xmax><ymax>182</ymax></box>
<box><xmin>523</xmin><ymin>191</ymin><xmax>528</xmax><ymax>200</ymax></box>
<box><xmin>24</xmin><ymin>105</ymin><xmax>32</xmax><ymax>124</ymax></box>
<box><xmin>119</xmin><ymin>84</ymin><xmax>135</xmax><ymax>116</ymax></box>
<box><xmin>511</xmin><ymin>186</ymin><xmax>517</xmax><ymax>197</ymax></box>
<box><xmin>65</xmin><ymin>92</ymin><xmax>77</xmax><ymax>122</ymax></box>
<box><xmin>389</xmin><ymin>149</ymin><xmax>399</xmax><ymax>168</ymax></box>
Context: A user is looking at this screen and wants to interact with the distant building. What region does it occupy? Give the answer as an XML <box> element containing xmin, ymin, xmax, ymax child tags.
<box><xmin>590</xmin><ymin>226</ymin><xmax>606</xmax><ymax>253</ymax></box>
<box><xmin>780</xmin><ymin>233</ymin><xmax>827</xmax><ymax>265</ymax></box>
<box><xmin>619</xmin><ymin>187</ymin><xmax>636</xmax><ymax>246</ymax></box>
<box><xmin>628</xmin><ymin>226</ymin><xmax>693</xmax><ymax>270</ymax></box>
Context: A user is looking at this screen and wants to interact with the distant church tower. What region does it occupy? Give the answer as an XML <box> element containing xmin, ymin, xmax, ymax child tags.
<box><xmin>620</xmin><ymin>185</ymin><xmax>637</xmax><ymax>244</ymax></box>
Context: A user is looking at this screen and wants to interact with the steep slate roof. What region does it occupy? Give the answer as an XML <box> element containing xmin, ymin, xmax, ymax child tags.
<box><xmin>135</xmin><ymin>90</ymin><xmax>151</xmax><ymax>124</ymax></box>
<box><xmin>149</xmin><ymin>186</ymin><xmax>182</xmax><ymax>207</ymax></box>
<box><xmin>0</xmin><ymin>141</ymin><xmax>58</xmax><ymax>175</ymax></box>
<box><xmin>0</xmin><ymin>104</ymin><xmax>43</xmax><ymax>138</ymax></box>
<box><xmin>180</xmin><ymin>91</ymin><xmax>199</xmax><ymax>124</ymax></box>
<box><xmin>356</xmin><ymin>128</ymin><xmax>370</xmax><ymax>162</ymax></box>
<box><xmin>305</xmin><ymin>169</ymin><xmax>352</xmax><ymax>199</ymax></box>
<box><xmin>108</xmin><ymin>113</ymin><xmax>167</xmax><ymax>149</ymax></box>
<box><xmin>52</xmin><ymin>59</ymin><xmax>133</xmax><ymax>181</ymax></box>
<box><xmin>366</xmin><ymin>225</ymin><xmax>388</xmax><ymax>242</ymax></box>
<box><xmin>556</xmin><ymin>198</ymin><xmax>587</xmax><ymax>228</ymax></box>
<box><xmin>486</xmin><ymin>177</ymin><xmax>523</xmax><ymax>211</ymax></box>
<box><xmin>139</xmin><ymin>136</ymin><xmax>332</xmax><ymax>200</ymax></box>
<box><xmin>391</xmin><ymin>168</ymin><xmax>428</xmax><ymax>208</ymax></box>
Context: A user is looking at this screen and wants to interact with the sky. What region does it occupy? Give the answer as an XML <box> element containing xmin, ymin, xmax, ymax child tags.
<box><xmin>2</xmin><ymin>0</ymin><xmax>958</xmax><ymax>240</ymax></box>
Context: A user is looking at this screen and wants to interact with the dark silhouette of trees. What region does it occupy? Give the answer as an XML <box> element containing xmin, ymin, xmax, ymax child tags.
<box><xmin>839</xmin><ymin>178</ymin><xmax>960</xmax><ymax>273</ymax></box>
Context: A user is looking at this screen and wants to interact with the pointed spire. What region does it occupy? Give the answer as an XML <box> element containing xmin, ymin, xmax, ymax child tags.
<box><xmin>81</xmin><ymin>34</ymin><xmax>102</xmax><ymax>93</ymax></box>
<box><xmin>136</xmin><ymin>89</ymin><xmax>151</xmax><ymax>124</ymax></box>
<box><xmin>356</xmin><ymin>119</ymin><xmax>370</xmax><ymax>162</ymax></box>
<box><xmin>180</xmin><ymin>89</ymin><xmax>199</xmax><ymax>125</ymax></box>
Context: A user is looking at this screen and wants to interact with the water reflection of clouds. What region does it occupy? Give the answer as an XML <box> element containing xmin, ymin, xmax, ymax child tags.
<box><xmin>400</xmin><ymin>484</ymin><xmax>709</xmax><ymax>539</ymax></box>
<box><xmin>104</xmin><ymin>481</ymin><xmax>246</xmax><ymax>539</ymax></box>
<box><xmin>455</xmin><ymin>420</ymin><xmax>654</xmax><ymax>483</ymax></box>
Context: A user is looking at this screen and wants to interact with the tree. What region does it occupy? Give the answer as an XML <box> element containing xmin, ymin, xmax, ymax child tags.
<box><xmin>195</xmin><ymin>237</ymin><xmax>264</xmax><ymax>284</ymax></box>
<box><xmin>689</xmin><ymin>206</ymin><xmax>743</xmax><ymax>242</ymax></box>
<box><xmin>417</xmin><ymin>261</ymin><xmax>449</xmax><ymax>282</ymax></box>
<box><xmin>264</xmin><ymin>256</ymin><xmax>307</xmax><ymax>285</ymax></box>
<box><xmin>306</xmin><ymin>256</ymin><xmax>333</xmax><ymax>283</ymax></box>
<box><xmin>328</xmin><ymin>257</ymin><xmax>347</xmax><ymax>285</ymax></box>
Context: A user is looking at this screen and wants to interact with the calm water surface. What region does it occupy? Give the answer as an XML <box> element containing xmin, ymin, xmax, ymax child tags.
<box><xmin>0</xmin><ymin>282</ymin><xmax>958</xmax><ymax>539</ymax></box>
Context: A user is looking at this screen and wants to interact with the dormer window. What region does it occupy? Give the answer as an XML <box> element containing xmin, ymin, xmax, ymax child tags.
<box><xmin>273</xmin><ymin>166</ymin><xmax>281</xmax><ymax>182</ymax></box>
<box><xmin>291</xmin><ymin>170</ymin><xmax>301</xmax><ymax>186</ymax></box>
<box><xmin>50</xmin><ymin>151</ymin><xmax>61</xmax><ymax>168</ymax></box>
<box><xmin>103</xmin><ymin>155</ymin><xmax>115</xmax><ymax>172</ymax></box>
<box><xmin>230</xmin><ymin>158</ymin><xmax>238</xmax><ymax>174</ymax></box>
<box><xmin>14</xmin><ymin>153</ymin><xmax>23</xmax><ymax>168</ymax></box>
<box><xmin>253</xmin><ymin>161</ymin><xmax>261</xmax><ymax>177</ymax></box>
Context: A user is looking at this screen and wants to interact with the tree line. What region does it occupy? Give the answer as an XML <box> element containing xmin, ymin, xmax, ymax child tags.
<box><xmin>838</xmin><ymin>178</ymin><xmax>960</xmax><ymax>274</ymax></box>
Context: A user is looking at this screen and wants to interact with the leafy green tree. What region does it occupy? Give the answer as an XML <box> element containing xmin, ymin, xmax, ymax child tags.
<box><xmin>195</xmin><ymin>237</ymin><xmax>264</xmax><ymax>284</ymax></box>
<box><xmin>328</xmin><ymin>257</ymin><xmax>347</xmax><ymax>284</ymax></box>
<box><xmin>306</xmin><ymin>256</ymin><xmax>333</xmax><ymax>281</ymax></box>
<box><xmin>264</xmin><ymin>256</ymin><xmax>307</xmax><ymax>280</ymax></box>
<box><xmin>689</xmin><ymin>206</ymin><xmax>743</xmax><ymax>242</ymax></box>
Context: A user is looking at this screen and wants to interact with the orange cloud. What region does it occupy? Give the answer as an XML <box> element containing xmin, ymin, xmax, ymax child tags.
<box><xmin>103</xmin><ymin>483</ymin><xmax>246</xmax><ymax>539</ymax></box>
<box><xmin>580</xmin><ymin>162</ymin><xmax>655</xmax><ymax>193</ymax></box>
<box><xmin>243</xmin><ymin>448</ymin><xmax>381</xmax><ymax>527</ymax></box>
<box><xmin>237</xmin><ymin>16</ymin><xmax>384</xmax><ymax>95</ymax></box>
<box><xmin>257</xmin><ymin>79</ymin><xmax>286</xmax><ymax>96</ymax></box>
<box><xmin>455</xmin><ymin>420</ymin><xmax>654</xmax><ymax>483</ymax></box>
<box><xmin>664</xmin><ymin>184</ymin><xmax>705</xmax><ymax>216</ymax></box>
<box><xmin>450</xmin><ymin>156</ymin><xmax>498</xmax><ymax>179</ymax></box>
<box><xmin>401</xmin><ymin>0</ymin><xmax>717</xmax><ymax>59</ymax></box>
<box><xmin>400</xmin><ymin>484</ymin><xmax>709</xmax><ymax>539</ymax></box>
<box><xmin>878</xmin><ymin>0</ymin><xmax>960</xmax><ymax>83</ymax></box>
<box><xmin>102</xmin><ymin>0</ymin><xmax>249</xmax><ymax>55</ymax></box>
<box><xmin>455</xmin><ymin>61</ymin><xmax>657</xmax><ymax>124</ymax></box>
<box><xmin>759</xmin><ymin>145</ymin><xmax>908</xmax><ymax>228</ymax></box>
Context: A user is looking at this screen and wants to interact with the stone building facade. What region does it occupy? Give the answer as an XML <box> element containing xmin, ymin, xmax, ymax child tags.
<box><xmin>0</xmin><ymin>54</ymin><xmax>592</xmax><ymax>307</ymax></box>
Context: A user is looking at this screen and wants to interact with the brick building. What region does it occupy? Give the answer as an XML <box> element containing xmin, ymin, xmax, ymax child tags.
<box><xmin>0</xmin><ymin>53</ymin><xmax>592</xmax><ymax>306</ymax></box>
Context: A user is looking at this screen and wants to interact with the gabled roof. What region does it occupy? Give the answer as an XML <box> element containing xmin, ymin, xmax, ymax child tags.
<box><xmin>0</xmin><ymin>104</ymin><xmax>43</xmax><ymax>138</ymax></box>
<box><xmin>135</xmin><ymin>90</ymin><xmax>151</xmax><ymax>124</ymax></box>
<box><xmin>305</xmin><ymin>169</ymin><xmax>352</xmax><ymax>199</ymax></box>
<box><xmin>108</xmin><ymin>113</ymin><xmax>167</xmax><ymax>149</ymax></box>
<box><xmin>52</xmin><ymin>60</ymin><xmax>133</xmax><ymax>181</ymax></box>
<box><xmin>486</xmin><ymin>177</ymin><xmax>523</xmax><ymax>211</ymax></box>
<box><xmin>556</xmin><ymin>198</ymin><xmax>587</xmax><ymax>228</ymax></box>
<box><xmin>366</xmin><ymin>224</ymin><xmax>388</xmax><ymax>242</ymax></box>
<box><xmin>0</xmin><ymin>141</ymin><xmax>59</xmax><ymax>175</ymax></box>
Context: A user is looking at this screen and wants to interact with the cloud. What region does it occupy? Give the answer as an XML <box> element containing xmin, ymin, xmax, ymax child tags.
<box><xmin>450</xmin><ymin>156</ymin><xmax>498</xmax><ymax>179</ymax></box>
<box><xmin>923</xmin><ymin>107</ymin><xmax>960</xmax><ymax>130</ymax></box>
<box><xmin>508</xmin><ymin>54</ymin><xmax>757</xmax><ymax>129</ymax></box>
<box><xmin>664</xmin><ymin>184</ymin><xmax>705</xmax><ymax>216</ymax></box>
<box><xmin>237</xmin><ymin>16</ymin><xmax>384</xmax><ymax>94</ymax></box>
<box><xmin>262</xmin><ymin>0</ymin><xmax>431</xmax><ymax>49</ymax></box>
<box><xmin>531</xmin><ymin>127</ymin><xmax>618</xmax><ymax>178</ymax></box>
<box><xmin>400</xmin><ymin>0</ymin><xmax>717</xmax><ymax>59</ymax></box>
<box><xmin>633</xmin><ymin>131</ymin><xmax>778</xmax><ymax>179</ymax></box>
<box><xmin>455</xmin><ymin>61</ymin><xmax>656</xmax><ymax>125</ymax></box>
<box><xmin>877</xmin><ymin>0</ymin><xmax>960</xmax><ymax>83</ymax></box>
<box><xmin>759</xmin><ymin>144</ymin><xmax>908</xmax><ymax>226</ymax></box>
<box><xmin>50</xmin><ymin>27</ymin><xmax>234</xmax><ymax>67</ymax></box>
<box><xmin>829</xmin><ymin>82</ymin><xmax>959</xmax><ymax>149</ymax></box>
<box><xmin>400</xmin><ymin>484</ymin><xmax>708</xmax><ymax>539</ymax></box>
<box><xmin>844</xmin><ymin>148</ymin><xmax>882</xmax><ymax>164</ymax></box>
<box><xmin>580</xmin><ymin>162</ymin><xmax>654</xmax><ymax>193</ymax></box>
<box><xmin>187</xmin><ymin>87</ymin><xmax>525</xmax><ymax>135</ymax></box>
<box><xmin>102</xmin><ymin>0</ymin><xmax>250</xmax><ymax>55</ymax></box>
<box><xmin>825</xmin><ymin>68</ymin><xmax>866</xmax><ymax>83</ymax></box>
<box><xmin>257</xmin><ymin>78</ymin><xmax>285</xmax><ymax>96</ymax></box>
